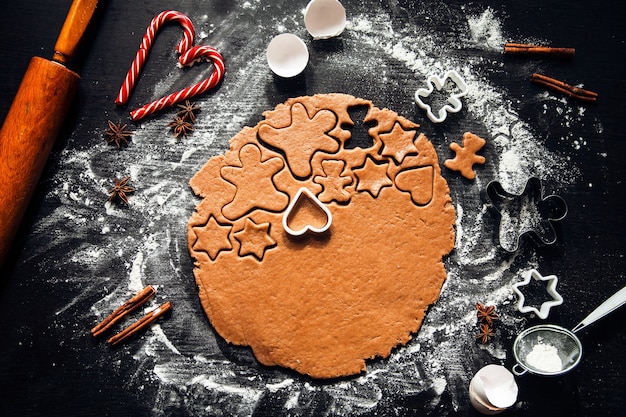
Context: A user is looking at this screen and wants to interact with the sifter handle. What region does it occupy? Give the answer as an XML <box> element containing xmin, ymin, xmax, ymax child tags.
<box><xmin>572</xmin><ymin>286</ymin><xmax>626</xmax><ymax>333</ymax></box>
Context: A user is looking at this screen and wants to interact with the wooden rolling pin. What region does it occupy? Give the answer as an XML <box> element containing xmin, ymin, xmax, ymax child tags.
<box><xmin>0</xmin><ymin>0</ymin><xmax>99</xmax><ymax>268</ymax></box>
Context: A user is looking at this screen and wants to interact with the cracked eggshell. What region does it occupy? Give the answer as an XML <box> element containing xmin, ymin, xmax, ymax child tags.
<box><xmin>266</xmin><ymin>33</ymin><xmax>309</xmax><ymax>78</ymax></box>
<box><xmin>469</xmin><ymin>382</ymin><xmax>505</xmax><ymax>415</ymax></box>
<box><xmin>304</xmin><ymin>0</ymin><xmax>347</xmax><ymax>39</ymax></box>
<box><xmin>469</xmin><ymin>365</ymin><xmax>518</xmax><ymax>415</ymax></box>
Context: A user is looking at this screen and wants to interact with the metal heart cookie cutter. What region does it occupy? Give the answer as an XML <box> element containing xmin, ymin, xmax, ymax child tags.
<box><xmin>282</xmin><ymin>187</ymin><xmax>332</xmax><ymax>237</ymax></box>
<box><xmin>486</xmin><ymin>177</ymin><xmax>568</xmax><ymax>252</ymax></box>
<box><xmin>512</xmin><ymin>269</ymin><xmax>563</xmax><ymax>319</ymax></box>
<box><xmin>414</xmin><ymin>70</ymin><xmax>468</xmax><ymax>123</ymax></box>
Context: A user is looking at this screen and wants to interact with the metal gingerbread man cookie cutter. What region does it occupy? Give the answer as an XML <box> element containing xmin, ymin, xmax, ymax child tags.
<box><xmin>414</xmin><ymin>70</ymin><xmax>468</xmax><ymax>123</ymax></box>
<box><xmin>486</xmin><ymin>177</ymin><xmax>568</xmax><ymax>252</ymax></box>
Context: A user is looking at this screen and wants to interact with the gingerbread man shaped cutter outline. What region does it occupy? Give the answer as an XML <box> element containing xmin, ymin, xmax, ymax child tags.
<box><xmin>414</xmin><ymin>70</ymin><xmax>469</xmax><ymax>123</ymax></box>
<box><xmin>486</xmin><ymin>177</ymin><xmax>568</xmax><ymax>252</ymax></box>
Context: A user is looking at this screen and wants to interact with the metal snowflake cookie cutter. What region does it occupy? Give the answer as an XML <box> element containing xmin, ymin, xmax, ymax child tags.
<box><xmin>282</xmin><ymin>187</ymin><xmax>332</xmax><ymax>237</ymax></box>
<box><xmin>414</xmin><ymin>70</ymin><xmax>468</xmax><ymax>123</ymax></box>
<box><xmin>512</xmin><ymin>269</ymin><xmax>563</xmax><ymax>319</ymax></box>
<box><xmin>486</xmin><ymin>177</ymin><xmax>568</xmax><ymax>252</ymax></box>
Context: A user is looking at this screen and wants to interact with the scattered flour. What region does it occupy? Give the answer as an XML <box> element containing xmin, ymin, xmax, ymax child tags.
<box><xmin>34</xmin><ymin>1</ymin><xmax>594</xmax><ymax>415</ymax></box>
<box><xmin>466</xmin><ymin>8</ymin><xmax>506</xmax><ymax>51</ymax></box>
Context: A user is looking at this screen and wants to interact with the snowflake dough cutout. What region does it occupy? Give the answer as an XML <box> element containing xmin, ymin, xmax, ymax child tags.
<box><xmin>444</xmin><ymin>132</ymin><xmax>486</xmax><ymax>179</ymax></box>
<box><xmin>414</xmin><ymin>70</ymin><xmax>468</xmax><ymax>123</ymax></box>
<box><xmin>513</xmin><ymin>269</ymin><xmax>563</xmax><ymax>319</ymax></box>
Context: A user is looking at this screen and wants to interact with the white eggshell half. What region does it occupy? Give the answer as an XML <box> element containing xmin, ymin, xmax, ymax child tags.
<box><xmin>266</xmin><ymin>34</ymin><xmax>309</xmax><ymax>78</ymax></box>
<box><xmin>479</xmin><ymin>365</ymin><xmax>519</xmax><ymax>409</ymax></box>
<box><xmin>469</xmin><ymin>380</ymin><xmax>505</xmax><ymax>415</ymax></box>
<box><xmin>304</xmin><ymin>0</ymin><xmax>347</xmax><ymax>39</ymax></box>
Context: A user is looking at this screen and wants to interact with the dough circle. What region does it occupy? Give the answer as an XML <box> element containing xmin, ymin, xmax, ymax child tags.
<box><xmin>188</xmin><ymin>94</ymin><xmax>455</xmax><ymax>378</ymax></box>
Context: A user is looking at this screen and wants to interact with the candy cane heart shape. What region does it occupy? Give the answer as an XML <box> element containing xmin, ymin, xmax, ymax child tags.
<box><xmin>129</xmin><ymin>45</ymin><xmax>225</xmax><ymax>122</ymax></box>
<box><xmin>115</xmin><ymin>10</ymin><xmax>195</xmax><ymax>106</ymax></box>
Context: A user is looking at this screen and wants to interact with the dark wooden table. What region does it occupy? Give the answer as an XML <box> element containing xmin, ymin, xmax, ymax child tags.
<box><xmin>1</xmin><ymin>1</ymin><xmax>625</xmax><ymax>416</ymax></box>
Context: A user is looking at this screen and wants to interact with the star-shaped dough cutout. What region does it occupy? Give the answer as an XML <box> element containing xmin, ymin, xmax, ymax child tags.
<box><xmin>379</xmin><ymin>122</ymin><xmax>418</xmax><ymax>164</ymax></box>
<box><xmin>353</xmin><ymin>156</ymin><xmax>392</xmax><ymax>197</ymax></box>
<box><xmin>192</xmin><ymin>215</ymin><xmax>233</xmax><ymax>261</ymax></box>
<box><xmin>258</xmin><ymin>103</ymin><xmax>338</xmax><ymax>178</ymax></box>
<box><xmin>233</xmin><ymin>218</ymin><xmax>276</xmax><ymax>260</ymax></box>
<box><xmin>512</xmin><ymin>269</ymin><xmax>563</xmax><ymax>319</ymax></box>
<box><xmin>444</xmin><ymin>132</ymin><xmax>486</xmax><ymax>180</ymax></box>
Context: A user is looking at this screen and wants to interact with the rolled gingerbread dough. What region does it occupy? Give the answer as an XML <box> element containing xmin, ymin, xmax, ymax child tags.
<box><xmin>188</xmin><ymin>93</ymin><xmax>455</xmax><ymax>378</ymax></box>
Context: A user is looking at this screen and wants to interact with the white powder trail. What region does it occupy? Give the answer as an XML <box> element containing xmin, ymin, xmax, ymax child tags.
<box><xmin>37</xmin><ymin>1</ymin><xmax>593</xmax><ymax>415</ymax></box>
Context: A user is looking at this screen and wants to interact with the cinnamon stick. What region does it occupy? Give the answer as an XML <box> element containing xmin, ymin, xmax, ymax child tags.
<box><xmin>504</xmin><ymin>43</ymin><xmax>575</xmax><ymax>58</ymax></box>
<box><xmin>531</xmin><ymin>73</ymin><xmax>598</xmax><ymax>102</ymax></box>
<box><xmin>91</xmin><ymin>285</ymin><xmax>156</xmax><ymax>337</ymax></box>
<box><xmin>108</xmin><ymin>301</ymin><xmax>173</xmax><ymax>346</ymax></box>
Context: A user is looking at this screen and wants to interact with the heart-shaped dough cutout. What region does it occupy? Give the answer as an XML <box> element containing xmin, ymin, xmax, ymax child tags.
<box><xmin>282</xmin><ymin>187</ymin><xmax>332</xmax><ymax>237</ymax></box>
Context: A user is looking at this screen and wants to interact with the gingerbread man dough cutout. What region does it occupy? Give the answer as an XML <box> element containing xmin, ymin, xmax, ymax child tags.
<box><xmin>444</xmin><ymin>132</ymin><xmax>486</xmax><ymax>180</ymax></box>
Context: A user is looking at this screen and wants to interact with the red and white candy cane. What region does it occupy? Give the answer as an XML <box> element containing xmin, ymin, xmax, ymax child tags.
<box><xmin>130</xmin><ymin>45</ymin><xmax>225</xmax><ymax>122</ymax></box>
<box><xmin>115</xmin><ymin>10</ymin><xmax>195</xmax><ymax>106</ymax></box>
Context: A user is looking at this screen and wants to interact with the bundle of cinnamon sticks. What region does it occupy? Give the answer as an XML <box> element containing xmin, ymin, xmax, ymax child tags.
<box><xmin>91</xmin><ymin>285</ymin><xmax>172</xmax><ymax>346</ymax></box>
<box><xmin>504</xmin><ymin>42</ymin><xmax>597</xmax><ymax>102</ymax></box>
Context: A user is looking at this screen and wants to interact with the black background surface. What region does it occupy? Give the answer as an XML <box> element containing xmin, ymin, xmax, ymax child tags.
<box><xmin>0</xmin><ymin>1</ymin><xmax>625</xmax><ymax>416</ymax></box>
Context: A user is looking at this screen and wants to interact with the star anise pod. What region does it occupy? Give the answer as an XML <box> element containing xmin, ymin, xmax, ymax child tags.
<box><xmin>476</xmin><ymin>303</ymin><xmax>499</xmax><ymax>325</ymax></box>
<box><xmin>476</xmin><ymin>323</ymin><xmax>495</xmax><ymax>344</ymax></box>
<box><xmin>176</xmin><ymin>100</ymin><xmax>201</xmax><ymax>123</ymax></box>
<box><xmin>108</xmin><ymin>175</ymin><xmax>135</xmax><ymax>205</ymax></box>
<box><xmin>104</xmin><ymin>120</ymin><xmax>132</xmax><ymax>148</ymax></box>
<box><xmin>168</xmin><ymin>116</ymin><xmax>194</xmax><ymax>138</ymax></box>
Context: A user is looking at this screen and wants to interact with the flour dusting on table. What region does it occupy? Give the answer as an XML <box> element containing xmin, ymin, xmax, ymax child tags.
<box><xmin>35</xmin><ymin>1</ymin><xmax>593</xmax><ymax>415</ymax></box>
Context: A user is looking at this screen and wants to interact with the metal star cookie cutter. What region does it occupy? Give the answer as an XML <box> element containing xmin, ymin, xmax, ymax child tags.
<box><xmin>486</xmin><ymin>177</ymin><xmax>568</xmax><ymax>252</ymax></box>
<box><xmin>414</xmin><ymin>70</ymin><xmax>468</xmax><ymax>123</ymax></box>
<box><xmin>513</xmin><ymin>269</ymin><xmax>563</xmax><ymax>319</ymax></box>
